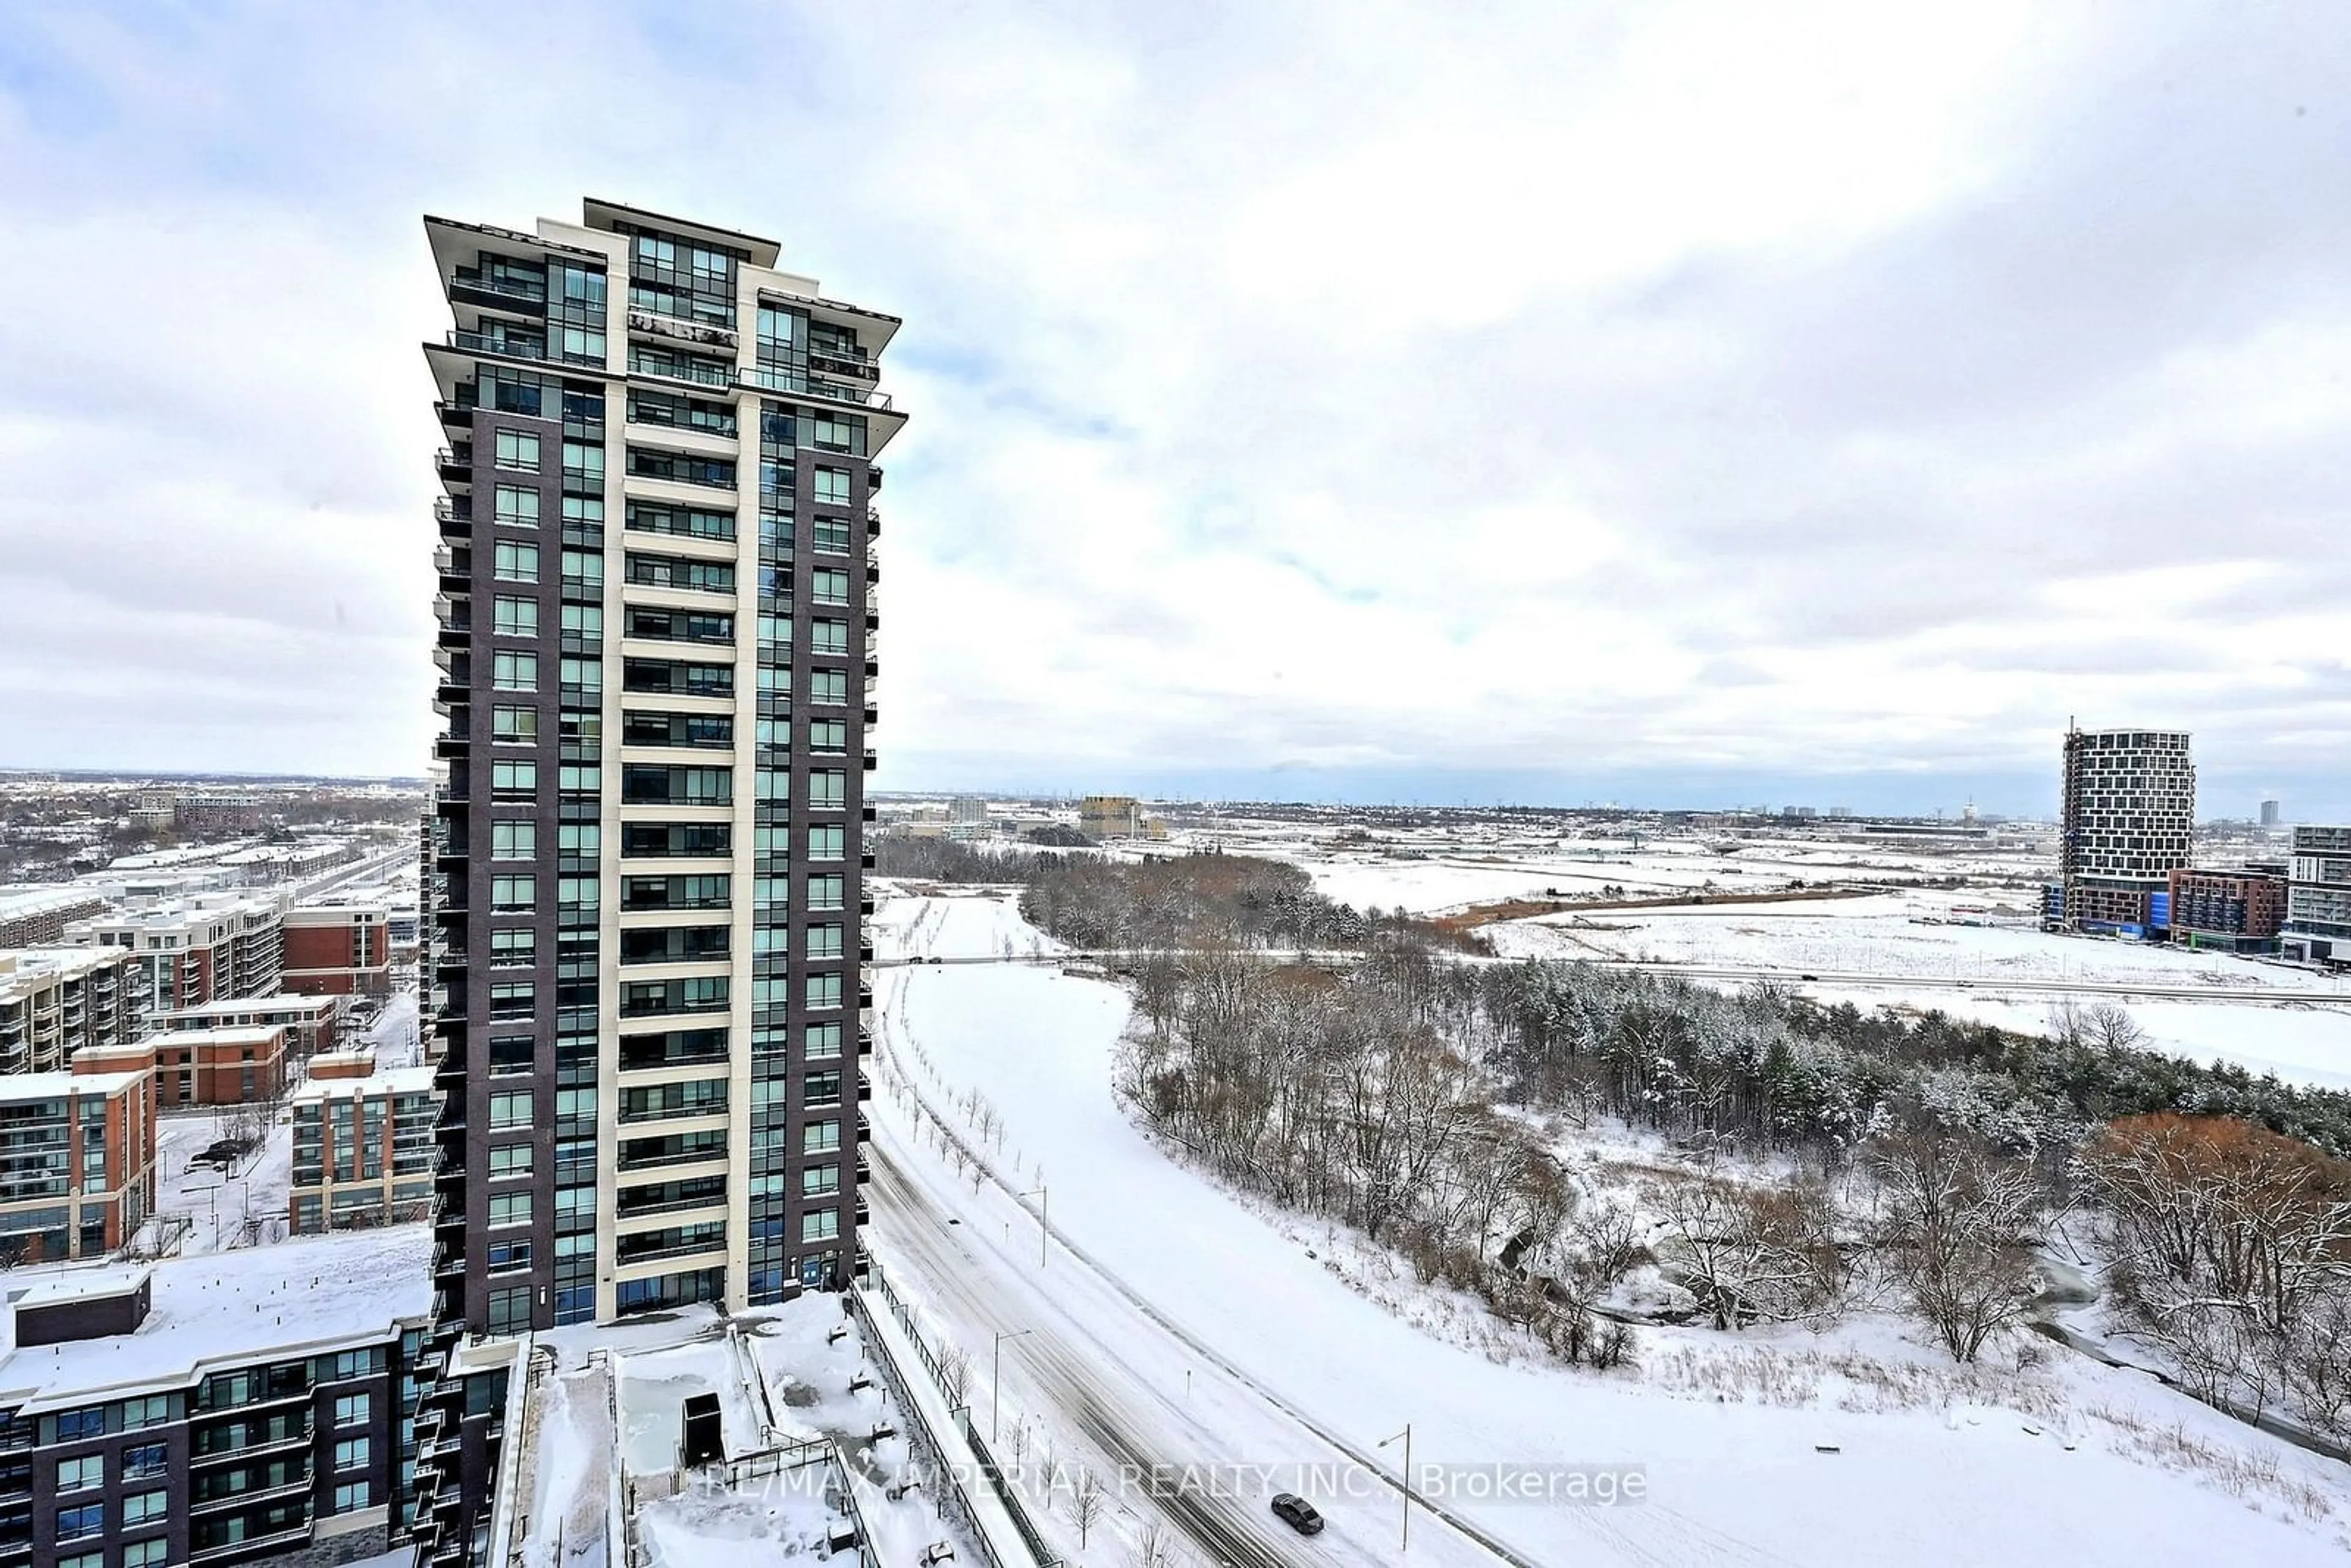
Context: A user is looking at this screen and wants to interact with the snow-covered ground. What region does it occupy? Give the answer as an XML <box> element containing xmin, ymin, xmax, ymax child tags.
<box><xmin>864</xmin><ymin>891</ymin><xmax>2351</xmax><ymax>1567</ymax></box>
<box><xmin>868</xmin><ymin>882</ymin><xmax>1058</xmax><ymax>962</ymax></box>
<box><xmin>154</xmin><ymin>1109</ymin><xmax>293</xmax><ymax>1251</ymax></box>
<box><xmin>1481</xmin><ymin>892</ymin><xmax>2351</xmax><ymax>1087</ymax></box>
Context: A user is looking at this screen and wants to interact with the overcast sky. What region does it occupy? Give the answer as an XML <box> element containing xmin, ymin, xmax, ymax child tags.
<box><xmin>2</xmin><ymin>2</ymin><xmax>2345</xmax><ymax>817</ymax></box>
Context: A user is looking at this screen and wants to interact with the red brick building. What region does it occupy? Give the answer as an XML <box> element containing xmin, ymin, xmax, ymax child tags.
<box><xmin>281</xmin><ymin>900</ymin><xmax>392</xmax><ymax>997</ymax></box>
<box><xmin>2167</xmin><ymin>868</ymin><xmax>2289</xmax><ymax>952</ymax></box>
<box><xmin>76</xmin><ymin>1024</ymin><xmax>287</xmax><ymax>1109</ymax></box>
<box><xmin>0</xmin><ymin>1065</ymin><xmax>157</xmax><ymax>1262</ymax></box>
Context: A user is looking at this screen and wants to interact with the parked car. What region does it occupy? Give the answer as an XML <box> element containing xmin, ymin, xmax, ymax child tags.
<box><xmin>1270</xmin><ymin>1493</ymin><xmax>1325</xmax><ymax>1535</ymax></box>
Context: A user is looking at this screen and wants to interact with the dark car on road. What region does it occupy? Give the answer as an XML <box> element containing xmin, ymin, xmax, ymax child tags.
<box><xmin>1270</xmin><ymin>1493</ymin><xmax>1325</xmax><ymax>1535</ymax></box>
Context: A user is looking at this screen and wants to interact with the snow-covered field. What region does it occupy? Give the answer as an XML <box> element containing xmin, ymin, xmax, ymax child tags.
<box><xmin>868</xmin><ymin>881</ymin><xmax>1057</xmax><ymax>962</ymax></box>
<box><xmin>867</xmin><ymin>892</ymin><xmax>2351</xmax><ymax>1567</ymax></box>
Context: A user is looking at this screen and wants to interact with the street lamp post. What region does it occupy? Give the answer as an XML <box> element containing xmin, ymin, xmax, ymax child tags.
<box><xmin>992</xmin><ymin>1327</ymin><xmax>1033</xmax><ymax>1442</ymax></box>
<box><xmin>1018</xmin><ymin>1184</ymin><xmax>1048</xmax><ymax>1269</ymax></box>
<box><xmin>1378</xmin><ymin>1423</ymin><xmax>1413</xmax><ymax>1553</ymax></box>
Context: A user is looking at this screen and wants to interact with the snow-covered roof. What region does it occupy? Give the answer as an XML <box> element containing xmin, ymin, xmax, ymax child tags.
<box><xmin>291</xmin><ymin>1065</ymin><xmax>437</xmax><ymax>1103</ymax></box>
<box><xmin>0</xmin><ymin>1226</ymin><xmax>432</xmax><ymax>1411</ymax></box>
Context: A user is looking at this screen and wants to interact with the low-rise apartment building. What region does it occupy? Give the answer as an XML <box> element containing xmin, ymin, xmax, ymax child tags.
<box><xmin>1078</xmin><ymin>794</ymin><xmax>1144</xmax><ymax>841</ymax></box>
<box><xmin>0</xmin><ymin>1227</ymin><xmax>432</xmax><ymax>1568</ymax></box>
<box><xmin>149</xmin><ymin>995</ymin><xmax>343</xmax><ymax>1063</ymax></box>
<box><xmin>280</xmin><ymin>902</ymin><xmax>393</xmax><ymax>999</ymax></box>
<box><xmin>0</xmin><ymin>890</ymin><xmax>111</xmax><ymax>949</ymax></box>
<box><xmin>2165</xmin><ymin>867</ymin><xmax>2289</xmax><ymax>953</ymax></box>
<box><xmin>75</xmin><ymin>1026</ymin><xmax>287</xmax><ymax>1111</ymax></box>
<box><xmin>0</xmin><ymin>948</ymin><xmax>145</xmax><ymax>1075</ymax></box>
<box><xmin>75</xmin><ymin>893</ymin><xmax>290</xmax><ymax>1013</ymax></box>
<box><xmin>0</xmin><ymin>1067</ymin><xmax>156</xmax><ymax>1266</ymax></box>
<box><xmin>2282</xmin><ymin>823</ymin><xmax>2351</xmax><ymax>967</ymax></box>
<box><xmin>290</xmin><ymin>1053</ymin><xmax>437</xmax><ymax>1234</ymax></box>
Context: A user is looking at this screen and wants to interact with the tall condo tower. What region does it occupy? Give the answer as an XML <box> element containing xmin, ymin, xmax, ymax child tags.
<box><xmin>414</xmin><ymin>200</ymin><xmax>898</xmax><ymax>1562</ymax></box>
<box><xmin>2058</xmin><ymin>726</ymin><xmax>2194</xmax><ymax>930</ymax></box>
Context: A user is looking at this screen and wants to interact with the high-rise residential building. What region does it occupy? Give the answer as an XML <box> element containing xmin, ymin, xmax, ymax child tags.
<box><xmin>2057</xmin><ymin>726</ymin><xmax>2195</xmax><ymax>931</ymax></box>
<box><xmin>2281</xmin><ymin>824</ymin><xmax>2351</xmax><ymax>966</ymax></box>
<box><xmin>415</xmin><ymin>199</ymin><xmax>894</xmax><ymax>1562</ymax></box>
<box><xmin>2260</xmin><ymin>798</ymin><xmax>2282</xmax><ymax>828</ymax></box>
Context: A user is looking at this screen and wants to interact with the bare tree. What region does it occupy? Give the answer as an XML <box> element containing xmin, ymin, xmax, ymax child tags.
<box><xmin>1072</xmin><ymin>1466</ymin><xmax>1107</xmax><ymax>1548</ymax></box>
<box><xmin>936</xmin><ymin>1341</ymin><xmax>972</xmax><ymax>1408</ymax></box>
<box><xmin>1869</xmin><ymin>1133</ymin><xmax>2045</xmax><ymax>1363</ymax></box>
<box><xmin>1130</xmin><ymin>1520</ymin><xmax>1176</xmax><ymax>1568</ymax></box>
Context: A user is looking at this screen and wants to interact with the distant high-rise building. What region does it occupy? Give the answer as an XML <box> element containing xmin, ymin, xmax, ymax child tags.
<box><xmin>2058</xmin><ymin>726</ymin><xmax>2195</xmax><ymax>931</ymax></box>
<box><xmin>2260</xmin><ymin>798</ymin><xmax>2282</xmax><ymax>828</ymax></box>
<box><xmin>418</xmin><ymin>198</ymin><xmax>898</xmax><ymax>1561</ymax></box>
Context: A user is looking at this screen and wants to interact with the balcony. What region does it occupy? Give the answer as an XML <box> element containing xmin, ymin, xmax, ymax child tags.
<box><xmin>858</xmin><ymin>1071</ymin><xmax>872</xmax><ymax>1103</ymax></box>
<box><xmin>448</xmin><ymin>327</ymin><xmax>550</xmax><ymax>362</ymax></box>
<box><xmin>435</xmin><ymin>496</ymin><xmax>473</xmax><ymax>534</ymax></box>
<box><xmin>436</xmin><ymin>446</ymin><xmax>473</xmax><ymax>485</ymax></box>
<box><xmin>449</xmin><ymin>269</ymin><xmax>548</xmax><ymax>314</ymax></box>
<box><xmin>866</xmin><ymin>506</ymin><xmax>881</xmax><ymax>538</ymax></box>
<box><xmin>626</xmin><ymin>307</ymin><xmax>737</xmax><ymax>351</ymax></box>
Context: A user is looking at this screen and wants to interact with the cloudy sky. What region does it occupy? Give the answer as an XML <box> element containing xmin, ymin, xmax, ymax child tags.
<box><xmin>2</xmin><ymin>2</ymin><xmax>2345</xmax><ymax>817</ymax></box>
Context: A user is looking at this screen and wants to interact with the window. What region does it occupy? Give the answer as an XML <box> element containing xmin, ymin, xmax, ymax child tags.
<box><xmin>803</xmin><ymin>1163</ymin><xmax>839</xmax><ymax>1196</ymax></box>
<box><xmin>124</xmin><ymin>1542</ymin><xmax>167</xmax><ymax>1568</ymax></box>
<box><xmin>806</xmin><ymin>1021</ymin><xmax>843</xmax><ymax>1059</ymax></box>
<box><xmin>492</xmin><ymin>760</ymin><xmax>538</xmax><ymax>800</ymax></box>
<box><xmin>493</xmin><ymin>650</ymin><xmax>539</xmax><ymax>691</ymax></box>
<box><xmin>495</xmin><ymin>484</ymin><xmax>541</xmax><ymax>528</ymax></box>
<box><xmin>489</xmin><ymin>1091</ymin><xmax>534</xmax><ymax>1130</ymax></box>
<box><xmin>120</xmin><ymin>1394</ymin><xmax>168</xmax><ymax>1429</ymax></box>
<box><xmin>809</xmin><ymin>669</ymin><xmax>848</xmax><ymax>705</ymax></box>
<box><xmin>808</xmin><ymin>824</ymin><xmax>844</xmax><ymax>860</ymax></box>
<box><xmin>493</xmin><ymin>595</ymin><xmax>539</xmax><ymax>637</ymax></box>
<box><xmin>811</xmin><ymin>618</ymin><xmax>849</xmax><ymax>655</ymax></box>
<box><xmin>123</xmin><ymin>1490</ymin><xmax>167</xmax><ymax>1525</ymax></box>
<box><xmin>495</xmin><ymin>430</ymin><xmax>542</xmax><ymax>472</ymax></box>
<box><xmin>806</xmin><ymin>1068</ymin><xmax>844</xmax><ymax>1107</ymax></box>
<box><xmin>56</xmin><ymin>1454</ymin><xmax>103</xmax><ymax>1492</ymax></box>
<box><xmin>812</xmin><ymin>516</ymin><xmax>850</xmax><ymax>554</ymax></box>
<box><xmin>488</xmin><ymin>1286</ymin><xmax>533</xmax><ymax>1335</ymax></box>
<box><xmin>489</xmin><ymin>981</ymin><xmax>535</xmax><ymax>1018</ymax></box>
<box><xmin>490</xmin><ymin>1144</ymin><xmax>534</xmax><ymax>1177</ymax></box>
<box><xmin>814</xmin><ymin>467</ymin><xmax>850</xmax><ymax>505</ymax></box>
<box><xmin>493</xmin><ymin>704</ymin><xmax>539</xmax><ymax>743</ymax></box>
<box><xmin>804</xmin><ymin>1120</ymin><xmax>840</xmax><ymax>1154</ymax></box>
<box><xmin>490</xmin><ymin>874</ymin><xmax>537</xmax><ymax>912</ymax></box>
<box><xmin>801</xmin><ymin>1208</ymin><xmax>841</xmax><ymax>1242</ymax></box>
<box><xmin>492</xmin><ymin>820</ymin><xmax>536</xmax><ymax>859</ymax></box>
<box><xmin>334</xmin><ymin>1392</ymin><xmax>372</xmax><ymax>1427</ymax></box>
<box><xmin>806</xmin><ymin>925</ymin><xmax>844</xmax><ymax>961</ymax></box>
<box><xmin>334</xmin><ymin>1436</ymin><xmax>372</xmax><ymax>1470</ymax></box>
<box><xmin>56</xmin><ymin>1506</ymin><xmax>104</xmax><ymax>1542</ymax></box>
<box><xmin>122</xmin><ymin>1442</ymin><xmax>166</xmax><ymax>1479</ymax></box>
<box><xmin>494</xmin><ymin>541</ymin><xmax>541</xmax><ymax>582</ymax></box>
<box><xmin>809</xmin><ymin>771</ymin><xmax>847</xmax><ymax>809</ymax></box>
<box><xmin>333</xmin><ymin>1480</ymin><xmax>372</xmax><ymax>1514</ymax></box>
<box><xmin>488</xmin><ymin>1193</ymin><xmax>533</xmax><ymax>1229</ymax></box>
<box><xmin>809</xmin><ymin>719</ymin><xmax>846</xmax><ymax>754</ymax></box>
<box><xmin>811</xmin><ymin>568</ymin><xmax>850</xmax><ymax>605</ymax></box>
<box><xmin>808</xmin><ymin>874</ymin><xmax>845</xmax><ymax>910</ymax></box>
<box><xmin>490</xmin><ymin>1237</ymin><xmax>534</xmax><ymax>1272</ymax></box>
